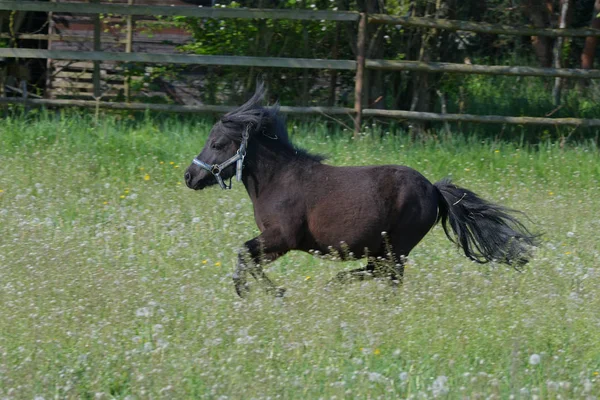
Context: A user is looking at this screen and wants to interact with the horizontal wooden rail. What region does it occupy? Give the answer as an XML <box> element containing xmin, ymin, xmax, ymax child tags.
<box><xmin>3</xmin><ymin>49</ymin><xmax>598</xmax><ymax>79</ymax></box>
<box><xmin>362</xmin><ymin>109</ymin><xmax>600</xmax><ymax>127</ymax></box>
<box><xmin>0</xmin><ymin>48</ymin><xmax>356</xmax><ymax>70</ymax></box>
<box><xmin>369</xmin><ymin>14</ymin><xmax>600</xmax><ymax>38</ymax></box>
<box><xmin>366</xmin><ymin>60</ymin><xmax>600</xmax><ymax>79</ymax></box>
<box><xmin>1</xmin><ymin>98</ymin><xmax>597</xmax><ymax>126</ymax></box>
<box><xmin>0</xmin><ymin>33</ymin><xmax>126</xmax><ymax>44</ymax></box>
<box><xmin>0</xmin><ymin>98</ymin><xmax>355</xmax><ymax>115</ymax></box>
<box><xmin>0</xmin><ymin>0</ymin><xmax>359</xmax><ymax>21</ymax></box>
<box><xmin>3</xmin><ymin>0</ymin><xmax>600</xmax><ymax>39</ymax></box>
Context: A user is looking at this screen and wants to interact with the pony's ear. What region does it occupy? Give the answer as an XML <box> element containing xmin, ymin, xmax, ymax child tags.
<box><xmin>222</xmin><ymin>82</ymin><xmax>266</xmax><ymax>123</ymax></box>
<box><xmin>241</xmin><ymin>81</ymin><xmax>266</xmax><ymax>110</ymax></box>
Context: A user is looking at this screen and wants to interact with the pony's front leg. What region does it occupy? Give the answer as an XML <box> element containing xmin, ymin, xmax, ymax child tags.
<box><xmin>233</xmin><ymin>253</ymin><xmax>251</xmax><ymax>297</ymax></box>
<box><xmin>233</xmin><ymin>252</ymin><xmax>284</xmax><ymax>298</ymax></box>
<box><xmin>234</xmin><ymin>232</ymin><xmax>290</xmax><ymax>298</ymax></box>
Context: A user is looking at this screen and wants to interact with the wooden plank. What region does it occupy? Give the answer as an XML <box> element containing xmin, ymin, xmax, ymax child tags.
<box><xmin>53</xmin><ymin>60</ymin><xmax>116</xmax><ymax>69</ymax></box>
<box><xmin>361</xmin><ymin>109</ymin><xmax>600</xmax><ymax>127</ymax></box>
<box><xmin>52</xmin><ymin>81</ymin><xmax>127</xmax><ymax>90</ymax></box>
<box><xmin>55</xmin><ymin>71</ymin><xmax>108</xmax><ymax>79</ymax></box>
<box><xmin>0</xmin><ymin>33</ymin><xmax>125</xmax><ymax>43</ymax></box>
<box><xmin>55</xmin><ymin>71</ymin><xmax>142</xmax><ymax>81</ymax></box>
<box><xmin>0</xmin><ymin>97</ymin><xmax>355</xmax><ymax>115</ymax></box>
<box><xmin>48</xmin><ymin>91</ymin><xmax>168</xmax><ymax>100</ymax></box>
<box><xmin>0</xmin><ymin>48</ymin><xmax>357</xmax><ymax>70</ymax></box>
<box><xmin>0</xmin><ymin>1</ymin><xmax>360</xmax><ymax>21</ymax></box>
<box><xmin>368</xmin><ymin>14</ymin><xmax>600</xmax><ymax>38</ymax></box>
<box><xmin>366</xmin><ymin>59</ymin><xmax>600</xmax><ymax>79</ymax></box>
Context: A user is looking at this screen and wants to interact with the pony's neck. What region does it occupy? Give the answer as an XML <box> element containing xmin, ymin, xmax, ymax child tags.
<box><xmin>241</xmin><ymin>138</ymin><xmax>305</xmax><ymax>200</ymax></box>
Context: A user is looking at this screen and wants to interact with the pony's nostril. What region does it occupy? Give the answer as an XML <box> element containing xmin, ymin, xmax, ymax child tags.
<box><xmin>184</xmin><ymin>171</ymin><xmax>191</xmax><ymax>182</ymax></box>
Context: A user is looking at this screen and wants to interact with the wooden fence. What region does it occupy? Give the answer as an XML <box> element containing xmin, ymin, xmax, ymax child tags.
<box><xmin>2</xmin><ymin>0</ymin><xmax>600</xmax><ymax>134</ymax></box>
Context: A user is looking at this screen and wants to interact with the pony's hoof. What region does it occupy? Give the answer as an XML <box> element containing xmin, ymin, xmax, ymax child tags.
<box><xmin>267</xmin><ymin>286</ymin><xmax>286</xmax><ymax>298</ymax></box>
<box><xmin>235</xmin><ymin>282</ymin><xmax>250</xmax><ymax>298</ymax></box>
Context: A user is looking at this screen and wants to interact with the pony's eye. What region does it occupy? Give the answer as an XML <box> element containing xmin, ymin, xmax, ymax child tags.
<box><xmin>211</xmin><ymin>142</ymin><xmax>223</xmax><ymax>150</ymax></box>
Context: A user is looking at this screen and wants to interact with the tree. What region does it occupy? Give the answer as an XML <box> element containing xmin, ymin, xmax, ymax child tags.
<box><xmin>581</xmin><ymin>0</ymin><xmax>600</xmax><ymax>69</ymax></box>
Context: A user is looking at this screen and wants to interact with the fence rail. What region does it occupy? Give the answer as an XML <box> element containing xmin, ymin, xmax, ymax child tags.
<box><xmin>0</xmin><ymin>97</ymin><xmax>355</xmax><ymax>115</ymax></box>
<box><xmin>0</xmin><ymin>1</ymin><xmax>359</xmax><ymax>21</ymax></box>
<box><xmin>0</xmin><ymin>49</ymin><xmax>357</xmax><ymax>70</ymax></box>
<box><xmin>366</xmin><ymin>60</ymin><xmax>600</xmax><ymax>79</ymax></box>
<box><xmin>1</xmin><ymin>0</ymin><xmax>599</xmax><ymax>134</ymax></box>
<box><xmin>4</xmin><ymin>97</ymin><xmax>599</xmax><ymax>127</ymax></box>
<box><xmin>368</xmin><ymin>14</ymin><xmax>600</xmax><ymax>37</ymax></box>
<box><xmin>4</xmin><ymin>1</ymin><xmax>600</xmax><ymax>36</ymax></box>
<box><xmin>3</xmin><ymin>48</ymin><xmax>600</xmax><ymax>80</ymax></box>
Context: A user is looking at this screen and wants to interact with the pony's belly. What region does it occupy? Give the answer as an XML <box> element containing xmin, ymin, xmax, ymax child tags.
<box><xmin>302</xmin><ymin>224</ymin><xmax>387</xmax><ymax>260</ymax></box>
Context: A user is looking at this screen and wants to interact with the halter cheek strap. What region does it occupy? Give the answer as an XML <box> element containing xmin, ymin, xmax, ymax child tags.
<box><xmin>192</xmin><ymin>126</ymin><xmax>250</xmax><ymax>190</ymax></box>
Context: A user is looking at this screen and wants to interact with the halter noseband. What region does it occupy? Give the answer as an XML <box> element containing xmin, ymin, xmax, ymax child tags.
<box><xmin>192</xmin><ymin>126</ymin><xmax>250</xmax><ymax>190</ymax></box>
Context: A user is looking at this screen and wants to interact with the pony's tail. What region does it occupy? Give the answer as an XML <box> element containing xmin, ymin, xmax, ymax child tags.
<box><xmin>434</xmin><ymin>178</ymin><xmax>539</xmax><ymax>268</ymax></box>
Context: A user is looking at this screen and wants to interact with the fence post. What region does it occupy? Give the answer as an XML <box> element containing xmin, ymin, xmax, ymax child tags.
<box><xmin>45</xmin><ymin>0</ymin><xmax>55</xmax><ymax>99</ymax></box>
<box><xmin>92</xmin><ymin>0</ymin><xmax>101</xmax><ymax>98</ymax></box>
<box><xmin>125</xmin><ymin>0</ymin><xmax>134</xmax><ymax>102</ymax></box>
<box><xmin>353</xmin><ymin>12</ymin><xmax>367</xmax><ymax>138</ymax></box>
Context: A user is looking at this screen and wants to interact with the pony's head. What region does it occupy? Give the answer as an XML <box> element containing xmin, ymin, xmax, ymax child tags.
<box><xmin>184</xmin><ymin>84</ymin><xmax>269</xmax><ymax>190</ymax></box>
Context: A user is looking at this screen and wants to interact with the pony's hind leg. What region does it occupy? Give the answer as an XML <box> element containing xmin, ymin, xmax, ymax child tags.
<box><xmin>389</xmin><ymin>256</ymin><xmax>406</xmax><ymax>285</ymax></box>
<box><xmin>334</xmin><ymin>260</ymin><xmax>381</xmax><ymax>284</ymax></box>
<box><xmin>333</xmin><ymin>255</ymin><xmax>406</xmax><ymax>286</ymax></box>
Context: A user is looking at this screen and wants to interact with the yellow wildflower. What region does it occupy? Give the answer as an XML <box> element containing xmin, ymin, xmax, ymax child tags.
<box><xmin>374</xmin><ymin>349</ymin><xmax>381</xmax><ymax>355</ymax></box>
<box><xmin>202</xmin><ymin>260</ymin><xmax>208</xmax><ymax>264</ymax></box>
<box><xmin>305</xmin><ymin>276</ymin><xmax>311</xmax><ymax>281</ymax></box>
<box><xmin>494</xmin><ymin>150</ymin><xmax>500</xmax><ymax>153</ymax></box>
<box><xmin>120</xmin><ymin>195</ymin><xmax>125</xmax><ymax>199</ymax></box>
<box><xmin>103</xmin><ymin>201</ymin><xmax>108</xmax><ymax>205</ymax></box>
<box><xmin>160</xmin><ymin>161</ymin><xmax>164</xmax><ymax>165</ymax></box>
<box><xmin>169</xmin><ymin>161</ymin><xmax>175</xmax><ymax>165</ymax></box>
<box><xmin>144</xmin><ymin>174</ymin><xmax>150</xmax><ymax>181</ymax></box>
<box><xmin>215</xmin><ymin>262</ymin><xmax>221</xmax><ymax>267</ymax></box>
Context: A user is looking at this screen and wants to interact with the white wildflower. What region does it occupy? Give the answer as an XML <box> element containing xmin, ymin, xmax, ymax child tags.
<box><xmin>529</xmin><ymin>354</ymin><xmax>541</xmax><ymax>365</ymax></box>
<box><xmin>432</xmin><ymin>375</ymin><xmax>449</xmax><ymax>397</ymax></box>
<box><xmin>135</xmin><ymin>307</ymin><xmax>151</xmax><ymax>317</ymax></box>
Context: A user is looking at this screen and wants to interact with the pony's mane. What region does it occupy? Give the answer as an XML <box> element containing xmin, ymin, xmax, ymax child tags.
<box><xmin>220</xmin><ymin>84</ymin><xmax>325</xmax><ymax>163</ymax></box>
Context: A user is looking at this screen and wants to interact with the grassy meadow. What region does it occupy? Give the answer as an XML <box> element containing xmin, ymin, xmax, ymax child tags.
<box><xmin>0</xmin><ymin>110</ymin><xmax>599</xmax><ymax>399</ymax></box>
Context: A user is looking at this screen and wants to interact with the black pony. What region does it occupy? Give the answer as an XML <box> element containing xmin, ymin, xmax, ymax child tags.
<box><xmin>185</xmin><ymin>85</ymin><xmax>538</xmax><ymax>297</ymax></box>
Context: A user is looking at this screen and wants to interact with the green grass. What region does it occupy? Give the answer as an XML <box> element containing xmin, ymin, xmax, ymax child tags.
<box><xmin>1</xmin><ymin>110</ymin><xmax>599</xmax><ymax>399</ymax></box>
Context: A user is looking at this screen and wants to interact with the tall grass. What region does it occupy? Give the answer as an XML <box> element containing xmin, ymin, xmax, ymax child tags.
<box><xmin>0</xmin><ymin>110</ymin><xmax>599</xmax><ymax>399</ymax></box>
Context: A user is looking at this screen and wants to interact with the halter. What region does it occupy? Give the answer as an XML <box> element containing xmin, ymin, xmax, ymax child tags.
<box><xmin>192</xmin><ymin>126</ymin><xmax>250</xmax><ymax>190</ymax></box>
